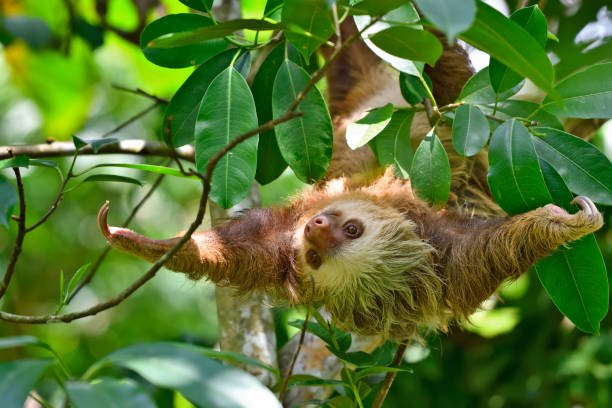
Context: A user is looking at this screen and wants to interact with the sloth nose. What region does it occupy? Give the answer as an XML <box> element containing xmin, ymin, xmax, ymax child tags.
<box><xmin>305</xmin><ymin>215</ymin><xmax>329</xmax><ymax>235</ymax></box>
<box><xmin>305</xmin><ymin>214</ymin><xmax>340</xmax><ymax>250</ymax></box>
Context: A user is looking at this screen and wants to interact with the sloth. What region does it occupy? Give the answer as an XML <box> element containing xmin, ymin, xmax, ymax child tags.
<box><xmin>98</xmin><ymin>21</ymin><xmax>604</xmax><ymax>341</ymax></box>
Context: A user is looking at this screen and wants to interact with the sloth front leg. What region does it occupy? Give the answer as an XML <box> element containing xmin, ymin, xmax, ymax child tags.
<box><xmin>442</xmin><ymin>196</ymin><xmax>603</xmax><ymax>317</ymax></box>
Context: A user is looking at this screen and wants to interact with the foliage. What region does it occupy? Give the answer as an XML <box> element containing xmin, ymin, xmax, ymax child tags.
<box><xmin>0</xmin><ymin>0</ymin><xmax>611</xmax><ymax>407</ymax></box>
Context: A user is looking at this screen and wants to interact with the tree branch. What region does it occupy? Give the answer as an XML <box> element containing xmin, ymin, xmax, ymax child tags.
<box><xmin>0</xmin><ymin>168</ymin><xmax>26</xmax><ymax>300</ymax></box>
<box><xmin>0</xmin><ymin>140</ymin><xmax>195</xmax><ymax>161</ymax></box>
<box><xmin>371</xmin><ymin>343</ymin><xmax>408</xmax><ymax>408</ymax></box>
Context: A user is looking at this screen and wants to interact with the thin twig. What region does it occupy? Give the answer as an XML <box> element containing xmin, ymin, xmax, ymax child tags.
<box><xmin>66</xmin><ymin>169</ymin><xmax>167</xmax><ymax>303</ymax></box>
<box><xmin>371</xmin><ymin>343</ymin><xmax>408</xmax><ymax>408</ymax></box>
<box><xmin>111</xmin><ymin>85</ymin><xmax>169</xmax><ymax>105</ymax></box>
<box><xmin>0</xmin><ymin>168</ymin><xmax>26</xmax><ymax>300</ymax></box>
<box><xmin>165</xmin><ymin>116</ymin><xmax>189</xmax><ymax>175</ymax></box>
<box><xmin>101</xmin><ymin>102</ymin><xmax>160</xmax><ymax>138</ymax></box>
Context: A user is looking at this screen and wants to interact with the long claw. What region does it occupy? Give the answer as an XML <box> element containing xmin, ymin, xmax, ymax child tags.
<box><xmin>98</xmin><ymin>201</ymin><xmax>111</xmax><ymax>240</ymax></box>
<box><xmin>570</xmin><ymin>196</ymin><xmax>597</xmax><ymax>215</ymax></box>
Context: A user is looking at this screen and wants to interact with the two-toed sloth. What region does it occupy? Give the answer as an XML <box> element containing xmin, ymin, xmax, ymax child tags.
<box><xmin>99</xmin><ymin>20</ymin><xmax>603</xmax><ymax>341</ymax></box>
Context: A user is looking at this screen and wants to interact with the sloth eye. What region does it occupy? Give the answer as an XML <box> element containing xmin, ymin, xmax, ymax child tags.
<box><xmin>343</xmin><ymin>221</ymin><xmax>363</xmax><ymax>238</ymax></box>
<box><xmin>306</xmin><ymin>249</ymin><xmax>322</xmax><ymax>269</ymax></box>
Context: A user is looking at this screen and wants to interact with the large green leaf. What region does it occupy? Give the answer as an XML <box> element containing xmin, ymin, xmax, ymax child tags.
<box><xmin>0</xmin><ymin>359</ymin><xmax>54</xmax><ymax>408</ymax></box>
<box><xmin>346</xmin><ymin>103</ymin><xmax>394</xmax><ymax>149</ymax></box>
<box><xmin>252</xmin><ymin>43</ymin><xmax>299</xmax><ymax>185</ymax></box>
<box><xmin>369</xmin><ymin>26</ymin><xmax>442</xmax><ymax>66</ymax></box>
<box><xmin>409</xmin><ymin>130</ymin><xmax>450</xmax><ymax>206</ymax></box>
<box><xmin>531</xmin><ymin>127</ymin><xmax>612</xmax><ymax>205</ymax></box>
<box><xmin>165</xmin><ymin>49</ymin><xmax>249</xmax><ymax>147</ymax></box>
<box><xmin>140</xmin><ymin>14</ymin><xmax>227</xmax><ymax>68</ymax></box>
<box><xmin>66</xmin><ymin>378</ymin><xmax>156</xmax><ymax>408</ymax></box>
<box><xmin>0</xmin><ymin>175</ymin><xmax>17</xmax><ymax>228</ymax></box>
<box><xmin>272</xmin><ymin>60</ymin><xmax>333</xmax><ymax>183</ymax></box>
<box><xmin>460</xmin><ymin>2</ymin><xmax>553</xmax><ymax>93</ymax></box>
<box><xmin>458</xmin><ymin>67</ymin><xmax>523</xmax><ymax>105</ymax></box>
<box><xmin>281</xmin><ymin>0</ymin><xmax>334</xmax><ymax>59</ymax></box>
<box><xmin>489</xmin><ymin>5</ymin><xmax>547</xmax><ymax>93</ymax></box>
<box><xmin>370</xmin><ymin>110</ymin><xmax>415</xmax><ymax>178</ymax></box>
<box><xmin>94</xmin><ymin>342</ymin><xmax>281</xmax><ymax>408</ymax></box>
<box><xmin>487</xmin><ymin>120</ymin><xmax>551</xmax><ymax>214</ymax></box>
<box><xmin>413</xmin><ymin>0</ymin><xmax>476</xmax><ymax>42</ymax></box>
<box><xmin>541</xmin><ymin>62</ymin><xmax>612</xmax><ymax>119</ymax></box>
<box><xmin>148</xmin><ymin>19</ymin><xmax>282</xmax><ymax>48</ymax></box>
<box><xmin>451</xmin><ymin>104</ymin><xmax>490</xmax><ymax>157</ymax></box>
<box><xmin>195</xmin><ymin>67</ymin><xmax>259</xmax><ymax>208</ymax></box>
<box><xmin>535</xmin><ymin>235</ymin><xmax>609</xmax><ymax>334</ymax></box>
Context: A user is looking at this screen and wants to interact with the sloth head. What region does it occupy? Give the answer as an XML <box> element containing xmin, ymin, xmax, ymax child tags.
<box><xmin>292</xmin><ymin>196</ymin><xmax>445</xmax><ymax>340</ymax></box>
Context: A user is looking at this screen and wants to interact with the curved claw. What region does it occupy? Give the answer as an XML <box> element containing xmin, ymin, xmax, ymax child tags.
<box><xmin>98</xmin><ymin>201</ymin><xmax>112</xmax><ymax>240</ymax></box>
<box><xmin>570</xmin><ymin>196</ymin><xmax>598</xmax><ymax>215</ymax></box>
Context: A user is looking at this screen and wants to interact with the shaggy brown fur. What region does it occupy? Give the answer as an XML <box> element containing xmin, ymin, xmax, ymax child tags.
<box><xmin>98</xmin><ymin>20</ymin><xmax>605</xmax><ymax>341</ymax></box>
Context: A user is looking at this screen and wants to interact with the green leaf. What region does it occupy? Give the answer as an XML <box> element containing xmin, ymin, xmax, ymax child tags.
<box><xmin>273</xmin><ymin>374</ymin><xmax>346</xmax><ymax>391</ymax></box>
<box><xmin>264</xmin><ymin>0</ymin><xmax>283</xmax><ymax>17</ymax></box>
<box><xmin>0</xmin><ymin>335</ymin><xmax>53</xmax><ymax>352</ymax></box>
<box><xmin>0</xmin><ymin>359</ymin><xmax>54</xmax><ymax>408</ymax></box>
<box><xmin>531</xmin><ymin>127</ymin><xmax>612</xmax><ymax>205</ymax></box>
<box><xmin>354</xmin><ymin>4</ymin><xmax>424</xmax><ymax>75</ymax></box>
<box><xmin>354</xmin><ymin>366</ymin><xmax>412</xmax><ymax>382</ymax></box>
<box><xmin>89</xmin><ymin>163</ymin><xmax>197</xmax><ymax>179</ymax></box>
<box><xmin>93</xmin><ymin>342</ymin><xmax>281</xmax><ymax>408</ymax></box>
<box><xmin>329</xmin><ymin>341</ymin><xmax>398</xmax><ymax>367</ymax></box>
<box><xmin>460</xmin><ymin>2</ymin><xmax>553</xmax><ymax>93</ymax></box>
<box><xmin>350</xmin><ymin>0</ymin><xmax>409</xmax><ymax>16</ymax></box>
<box><xmin>82</xmin><ymin>174</ymin><xmax>143</xmax><ymax>186</ymax></box>
<box><xmin>165</xmin><ymin>49</ymin><xmax>247</xmax><ymax>147</ymax></box>
<box><xmin>413</xmin><ymin>0</ymin><xmax>476</xmax><ymax>42</ymax></box>
<box><xmin>66</xmin><ymin>378</ymin><xmax>157</xmax><ymax>408</ymax></box>
<box><xmin>140</xmin><ymin>14</ymin><xmax>228</xmax><ymax>68</ymax></box>
<box><xmin>399</xmin><ymin>72</ymin><xmax>431</xmax><ymax>105</ymax></box>
<box><xmin>451</xmin><ymin>104</ymin><xmax>490</xmax><ymax>157</ymax></box>
<box><xmin>541</xmin><ymin>62</ymin><xmax>612</xmax><ymax>119</ymax></box>
<box><xmin>489</xmin><ymin>5</ymin><xmax>547</xmax><ymax>93</ymax></box>
<box><xmin>409</xmin><ymin>130</ymin><xmax>451</xmax><ymax>206</ymax></box>
<box><xmin>288</xmin><ymin>319</ymin><xmax>352</xmax><ymax>352</ymax></box>
<box><xmin>346</xmin><ymin>103</ymin><xmax>394</xmax><ymax>149</ymax></box>
<box><xmin>0</xmin><ymin>155</ymin><xmax>29</xmax><ymax>169</ymax></box>
<box><xmin>179</xmin><ymin>0</ymin><xmax>213</xmax><ymax>13</ymax></box>
<box><xmin>148</xmin><ymin>19</ymin><xmax>282</xmax><ymax>48</ymax></box>
<box><xmin>0</xmin><ymin>175</ymin><xmax>18</xmax><ymax>228</ymax></box>
<box><xmin>66</xmin><ymin>263</ymin><xmax>91</xmax><ymax>301</ymax></box>
<box><xmin>539</xmin><ymin>159</ymin><xmax>577</xmax><ymax>213</ymax></box>
<box><xmin>369</xmin><ymin>26</ymin><xmax>442</xmax><ymax>66</ymax></box>
<box><xmin>487</xmin><ymin>120</ymin><xmax>551</xmax><ymax>214</ymax></box>
<box><xmin>30</xmin><ymin>159</ymin><xmax>59</xmax><ymax>168</ymax></box>
<box><xmin>479</xmin><ymin>100</ymin><xmax>563</xmax><ymax>130</ymax></box>
<box><xmin>1</xmin><ymin>16</ymin><xmax>52</xmax><ymax>48</ymax></box>
<box><xmin>370</xmin><ymin>110</ymin><xmax>415</xmax><ymax>178</ymax></box>
<box><xmin>272</xmin><ymin>60</ymin><xmax>333</xmax><ymax>183</ymax></box>
<box><xmin>253</xmin><ymin>43</ymin><xmax>299</xmax><ymax>185</ymax></box>
<box><xmin>458</xmin><ymin>67</ymin><xmax>524</xmax><ymax>104</ymax></box>
<box><xmin>72</xmin><ymin>136</ymin><xmax>119</xmax><ymax>153</ymax></box>
<box><xmin>195</xmin><ymin>67</ymin><xmax>259</xmax><ymax>208</ymax></box>
<box><xmin>281</xmin><ymin>0</ymin><xmax>334</xmax><ymax>59</ymax></box>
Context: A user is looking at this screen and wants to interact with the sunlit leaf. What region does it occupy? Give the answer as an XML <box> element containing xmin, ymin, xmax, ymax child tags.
<box><xmin>531</xmin><ymin>127</ymin><xmax>612</xmax><ymax>205</ymax></box>
<box><xmin>541</xmin><ymin>62</ymin><xmax>612</xmax><ymax>119</ymax></box>
<box><xmin>195</xmin><ymin>66</ymin><xmax>258</xmax><ymax>208</ymax></box>
<box><xmin>93</xmin><ymin>342</ymin><xmax>281</xmax><ymax>408</ymax></box>
<box><xmin>272</xmin><ymin>60</ymin><xmax>333</xmax><ymax>183</ymax></box>
<box><xmin>66</xmin><ymin>378</ymin><xmax>156</xmax><ymax>408</ymax></box>
<box><xmin>451</xmin><ymin>104</ymin><xmax>490</xmax><ymax>157</ymax></box>
<box><xmin>460</xmin><ymin>2</ymin><xmax>553</xmax><ymax>93</ymax></box>
<box><xmin>413</xmin><ymin>0</ymin><xmax>476</xmax><ymax>42</ymax></box>
<box><xmin>458</xmin><ymin>67</ymin><xmax>524</xmax><ymax>104</ymax></box>
<box><xmin>409</xmin><ymin>130</ymin><xmax>450</xmax><ymax>206</ymax></box>
<box><xmin>140</xmin><ymin>14</ymin><xmax>227</xmax><ymax>68</ymax></box>
<box><xmin>281</xmin><ymin>0</ymin><xmax>334</xmax><ymax>59</ymax></box>
<box><xmin>487</xmin><ymin>120</ymin><xmax>551</xmax><ymax>214</ymax></box>
<box><xmin>0</xmin><ymin>359</ymin><xmax>54</xmax><ymax>408</ymax></box>
<box><xmin>489</xmin><ymin>5</ymin><xmax>547</xmax><ymax>93</ymax></box>
<box><xmin>346</xmin><ymin>103</ymin><xmax>394</xmax><ymax>149</ymax></box>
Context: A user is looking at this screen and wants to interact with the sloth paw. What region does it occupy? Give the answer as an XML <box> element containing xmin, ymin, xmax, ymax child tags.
<box><xmin>543</xmin><ymin>196</ymin><xmax>603</xmax><ymax>237</ymax></box>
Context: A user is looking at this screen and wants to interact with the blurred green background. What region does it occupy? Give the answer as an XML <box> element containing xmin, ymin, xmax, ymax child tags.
<box><xmin>0</xmin><ymin>0</ymin><xmax>611</xmax><ymax>407</ymax></box>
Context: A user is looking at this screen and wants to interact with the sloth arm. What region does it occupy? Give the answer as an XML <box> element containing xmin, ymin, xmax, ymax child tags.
<box><xmin>98</xmin><ymin>202</ymin><xmax>298</xmax><ymax>295</ymax></box>
<box><xmin>421</xmin><ymin>197</ymin><xmax>603</xmax><ymax>316</ymax></box>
